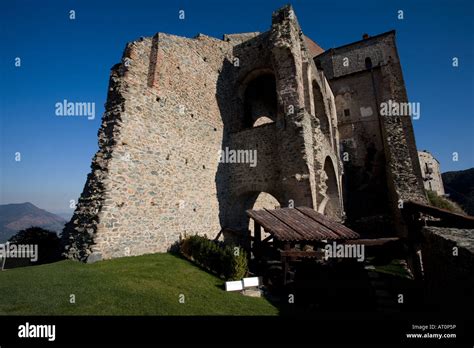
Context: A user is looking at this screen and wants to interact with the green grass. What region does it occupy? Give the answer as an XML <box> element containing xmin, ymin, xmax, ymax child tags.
<box><xmin>426</xmin><ymin>190</ymin><xmax>464</xmax><ymax>214</ymax></box>
<box><xmin>0</xmin><ymin>253</ymin><xmax>278</xmax><ymax>316</ymax></box>
<box><xmin>372</xmin><ymin>259</ymin><xmax>411</xmax><ymax>279</ymax></box>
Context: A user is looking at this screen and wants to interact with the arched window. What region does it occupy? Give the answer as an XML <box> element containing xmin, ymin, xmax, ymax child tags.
<box><xmin>243</xmin><ymin>73</ymin><xmax>277</xmax><ymax>128</ymax></box>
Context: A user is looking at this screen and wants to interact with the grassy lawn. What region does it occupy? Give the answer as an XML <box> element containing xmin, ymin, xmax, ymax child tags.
<box><xmin>372</xmin><ymin>259</ymin><xmax>412</xmax><ymax>279</ymax></box>
<box><xmin>0</xmin><ymin>253</ymin><xmax>278</xmax><ymax>316</ymax></box>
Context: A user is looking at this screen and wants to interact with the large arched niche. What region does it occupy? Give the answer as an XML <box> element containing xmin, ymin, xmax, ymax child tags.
<box><xmin>247</xmin><ymin>192</ymin><xmax>281</xmax><ymax>238</ymax></box>
<box><xmin>225</xmin><ymin>190</ymin><xmax>281</xmax><ymax>245</ymax></box>
<box><xmin>317</xmin><ymin>156</ymin><xmax>342</xmax><ymax>220</ymax></box>
<box><xmin>240</xmin><ymin>69</ymin><xmax>278</xmax><ymax>129</ymax></box>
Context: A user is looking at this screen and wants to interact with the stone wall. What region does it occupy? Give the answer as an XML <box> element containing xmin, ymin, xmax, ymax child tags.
<box><xmin>63</xmin><ymin>5</ymin><xmax>430</xmax><ymax>261</ymax></box>
<box><xmin>63</xmin><ymin>5</ymin><xmax>343</xmax><ymax>262</ymax></box>
<box><xmin>63</xmin><ymin>33</ymin><xmax>235</xmax><ymax>261</ymax></box>
<box><xmin>421</xmin><ymin>227</ymin><xmax>474</xmax><ymax>312</ymax></box>
<box><xmin>218</xmin><ymin>5</ymin><xmax>344</xmax><ymax>230</ymax></box>
<box><xmin>331</xmin><ymin>67</ymin><xmax>389</xmax><ymax>223</ymax></box>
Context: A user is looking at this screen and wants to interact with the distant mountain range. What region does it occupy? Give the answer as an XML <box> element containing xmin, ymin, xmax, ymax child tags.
<box><xmin>53</xmin><ymin>211</ymin><xmax>74</xmax><ymax>221</ymax></box>
<box><xmin>0</xmin><ymin>202</ymin><xmax>67</xmax><ymax>243</ymax></box>
<box><xmin>442</xmin><ymin>168</ymin><xmax>474</xmax><ymax>216</ymax></box>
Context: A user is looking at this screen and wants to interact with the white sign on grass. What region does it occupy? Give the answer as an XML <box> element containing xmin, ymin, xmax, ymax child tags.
<box><xmin>225</xmin><ymin>280</ymin><xmax>243</xmax><ymax>291</ymax></box>
<box><xmin>242</xmin><ymin>277</ymin><xmax>260</xmax><ymax>288</ymax></box>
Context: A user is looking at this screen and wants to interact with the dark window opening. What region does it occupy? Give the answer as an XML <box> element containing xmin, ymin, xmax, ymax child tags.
<box><xmin>344</xmin><ymin>108</ymin><xmax>351</xmax><ymax>117</ymax></box>
<box><xmin>365</xmin><ymin>57</ymin><xmax>373</xmax><ymax>69</ymax></box>
<box><xmin>243</xmin><ymin>74</ymin><xmax>277</xmax><ymax>129</ymax></box>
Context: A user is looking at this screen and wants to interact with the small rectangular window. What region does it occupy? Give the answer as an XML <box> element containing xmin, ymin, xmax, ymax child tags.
<box><xmin>344</xmin><ymin>109</ymin><xmax>351</xmax><ymax>117</ymax></box>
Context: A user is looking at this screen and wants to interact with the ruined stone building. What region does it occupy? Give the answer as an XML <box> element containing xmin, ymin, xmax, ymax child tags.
<box><xmin>418</xmin><ymin>150</ymin><xmax>445</xmax><ymax>196</ymax></box>
<box><xmin>63</xmin><ymin>5</ymin><xmax>427</xmax><ymax>262</ymax></box>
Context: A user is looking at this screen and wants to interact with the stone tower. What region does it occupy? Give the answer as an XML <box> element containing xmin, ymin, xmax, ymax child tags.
<box><xmin>418</xmin><ymin>150</ymin><xmax>445</xmax><ymax>195</ymax></box>
<box><xmin>315</xmin><ymin>31</ymin><xmax>427</xmax><ymax>236</ymax></box>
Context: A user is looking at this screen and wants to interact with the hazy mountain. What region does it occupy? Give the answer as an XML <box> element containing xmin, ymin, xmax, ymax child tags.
<box><xmin>442</xmin><ymin>168</ymin><xmax>474</xmax><ymax>216</ymax></box>
<box><xmin>54</xmin><ymin>211</ymin><xmax>74</xmax><ymax>221</ymax></box>
<box><xmin>0</xmin><ymin>202</ymin><xmax>67</xmax><ymax>243</ymax></box>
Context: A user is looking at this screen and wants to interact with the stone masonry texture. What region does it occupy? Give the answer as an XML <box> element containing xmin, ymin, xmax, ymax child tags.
<box><xmin>421</xmin><ymin>227</ymin><xmax>474</xmax><ymax>312</ymax></box>
<box><xmin>62</xmin><ymin>5</ymin><xmax>426</xmax><ymax>262</ymax></box>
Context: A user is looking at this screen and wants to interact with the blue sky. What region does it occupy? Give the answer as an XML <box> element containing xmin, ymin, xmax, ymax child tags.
<box><xmin>1</xmin><ymin>0</ymin><xmax>473</xmax><ymax>214</ymax></box>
